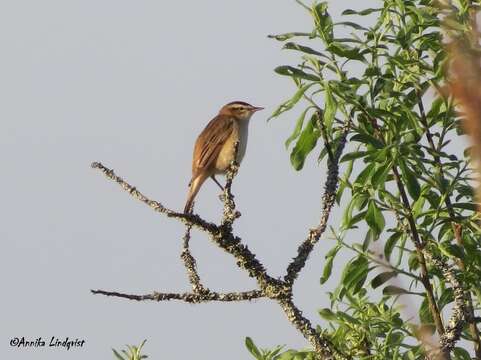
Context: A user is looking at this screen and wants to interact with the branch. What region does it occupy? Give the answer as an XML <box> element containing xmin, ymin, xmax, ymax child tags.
<box><xmin>91</xmin><ymin>162</ymin><xmax>219</xmax><ymax>235</ymax></box>
<box><xmin>391</xmin><ymin>166</ymin><xmax>446</xmax><ymax>341</ymax></box>
<box><xmin>91</xmin><ymin>160</ymin><xmax>278</xmax><ymax>286</ymax></box>
<box><xmin>279</xmin><ymin>298</ymin><xmax>342</xmax><ymax>360</ymax></box>
<box><xmin>417</xmin><ymin>93</ymin><xmax>480</xmax><ymax>357</ymax></box>
<box><xmin>221</xmin><ymin>142</ymin><xmax>242</xmax><ymax>229</ymax></box>
<box><xmin>423</xmin><ymin>251</ymin><xmax>466</xmax><ymax>356</ymax></box>
<box><xmin>91</xmin><ymin>289</ymin><xmax>264</xmax><ymax>303</ymax></box>
<box><xmin>181</xmin><ymin>225</ymin><xmax>207</xmax><ymax>294</ymax></box>
<box><xmin>362</xmin><ymin>113</ymin><xmax>448</xmax><ymax>343</ymax></box>
<box><xmin>284</xmin><ymin>120</ymin><xmax>350</xmax><ymax>285</ymax></box>
<box><xmin>91</xmin><ymin>158</ymin><xmax>346</xmax><ymax>359</ymax></box>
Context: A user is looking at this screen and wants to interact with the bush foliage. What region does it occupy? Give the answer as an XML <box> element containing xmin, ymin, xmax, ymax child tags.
<box><xmin>249</xmin><ymin>0</ymin><xmax>481</xmax><ymax>359</ymax></box>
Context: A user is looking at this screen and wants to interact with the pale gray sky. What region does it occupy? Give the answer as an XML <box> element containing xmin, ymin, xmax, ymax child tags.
<box><xmin>1</xmin><ymin>1</ymin><xmax>380</xmax><ymax>359</ymax></box>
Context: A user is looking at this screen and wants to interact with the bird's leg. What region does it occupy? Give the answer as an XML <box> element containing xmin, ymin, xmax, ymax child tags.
<box><xmin>210</xmin><ymin>175</ymin><xmax>224</xmax><ymax>191</ymax></box>
<box><xmin>210</xmin><ymin>175</ymin><xmax>228</xmax><ymax>203</ymax></box>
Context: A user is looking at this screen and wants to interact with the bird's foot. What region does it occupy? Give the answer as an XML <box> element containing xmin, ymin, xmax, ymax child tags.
<box><xmin>219</xmin><ymin>193</ymin><xmax>236</xmax><ymax>202</ymax></box>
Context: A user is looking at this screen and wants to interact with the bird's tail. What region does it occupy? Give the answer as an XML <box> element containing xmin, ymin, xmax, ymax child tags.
<box><xmin>184</xmin><ymin>174</ymin><xmax>207</xmax><ymax>213</ymax></box>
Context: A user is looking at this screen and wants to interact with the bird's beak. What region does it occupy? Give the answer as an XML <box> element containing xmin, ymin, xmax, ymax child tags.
<box><xmin>250</xmin><ymin>106</ymin><xmax>264</xmax><ymax>112</ymax></box>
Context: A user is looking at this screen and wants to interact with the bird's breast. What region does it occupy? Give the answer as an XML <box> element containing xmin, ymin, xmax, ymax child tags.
<box><xmin>215</xmin><ymin>119</ymin><xmax>249</xmax><ymax>172</ymax></box>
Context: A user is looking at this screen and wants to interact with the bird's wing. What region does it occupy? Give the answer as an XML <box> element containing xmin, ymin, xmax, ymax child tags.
<box><xmin>192</xmin><ymin>115</ymin><xmax>234</xmax><ymax>175</ymax></box>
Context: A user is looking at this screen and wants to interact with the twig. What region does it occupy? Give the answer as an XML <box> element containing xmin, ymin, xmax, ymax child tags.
<box><xmin>181</xmin><ymin>225</ymin><xmax>207</xmax><ymax>294</ymax></box>
<box><xmin>423</xmin><ymin>251</ymin><xmax>466</xmax><ymax>356</ymax></box>
<box><xmin>221</xmin><ymin>141</ymin><xmax>241</xmax><ymax>229</ymax></box>
<box><xmin>91</xmin><ymin>289</ymin><xmax>264</xmax><ymax>303</ymax></box>
<box><xmin>91</xmin><ymin>162</ymin><xmax>219</xmax><ymax>235</ymax></box>
<box><xmin>279</xmin><ymin>298</ymin><xmax>340</xmax><ymax>360</ymax></box>
<box><xmin>392</xmin><ymin>166</ymin><xmax>447</xmax><ymax>344</ymax></box>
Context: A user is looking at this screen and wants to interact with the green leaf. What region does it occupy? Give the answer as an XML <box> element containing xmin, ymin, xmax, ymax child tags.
<box><xmin>455</xmin><ymin>185</ymin><xmax>474</xmax><ymax>201</ymax></box>
<box><xmin>318</xmin><ymin>308</ymin><xmax>337</xmax><ymax>321</ymax></box>
<box><xmin>312</xmin><ymin>2</ymin><xmax>333</xmax><ymax>45</ymax></box>
<box><xmin>327</xmin><ymin>42</ymin><xmax>365</xmax><ymax>61</ymax></box>
<box><xmin>411</xmin><ymin>194</ymin><xmax>426</xmax><ymax>217</ymax></box>
<box><xmin>112</xmin><ymin>349</ymin><xmax>126</xmax><ymax>360</ymax></box>
<box><xmin>268</xmin><ymin>32</ymin><xmax>314</xmax><ymax>41</ymax></box>
<box><xmin>276</xmin><ymin>350</ymin><xmax>298</xmax><ymax>360</ymax></box>
<box><xmin>371</xmin><ymin>271</ymin><xmax>397</xmax><ymax>289</ymax></box>
<box><xmin>354</xmin><ymin>162</ymin><xmax>376</xmax><ymax>186</ymax></box>
<box><xmin>320</xmin><ymin>256</ymin><xmax>334</xmax><ymax>285</ymax></box>
<box><xmin>419</xmin><ymin>296</ymin><xmax>433</xmax><ymax>324</ymax></box>
<box><xmin>366</xmin><ymin>200</ymin><xmax>385</xmax><ymax>238</ymax></box>
<box><xmin>283</xmin><ymin>42</ymin><xmax>324</xmax><ymax>57</ymax></box>
<box><xmin>290</xmin><ymin>115</ymin><xmax>320</xmax><ymax>170</ymax></box>
<box><xmin>398</xmin><ymin>161</ymin><xmax>421</xmax><ymax>201</ymax></box>
<box><xmin>350</xmin><ymin>133</ymin><xmax>384</xmax><ymax>149</ymax></box>
<box><xmin>334</xmin><ymin>21</ymin><xmax>368</xmax><ymax>31</ymax></box>
<box><xmin>371</xmin><ymin>160</ymin><xmax>393</xmax><ymax>189</ymax></box>
<box><xmin>269</xmin><ymin>83</ymin><xmax>314</xmax><ymax>120</ymax></box>
<box><xmin>427</xmin><ymin>97</ymin><xmax>444</xmax><ymax>121</ymax></box>
<box><xmin>274</xmin><ymin>65</ymin><xmax>320</xmax><ymax>81</ymax></box>
<box><xmin>453</xmin><ymin>347</ymin><xmax>471</xmax><ymax>360</ymax></box>
<box><xmin>323</xmin><ymin>83</ymin><xmax>337</xmax><ymax>130</ymax></box>
<box><xmin>245</xmin><ymin>337</ymin><xmax>262</xmax><ymax>360</ymax></box>
<box><xmin>340</xmin><ymin>150</ymin><xmax>371</xmax><ymax>163</ymax></box>
<box><xmin>346</xmin><ymin>210</ymin><xmax>367</xmax><ymax>229</ymax></box>
<box><xmin>342</xmin><ymin>8</ymin><xmax>382</xmax><ymax>16</ymax></box>
<box><xmin>439</xmin><ymin>242</ymin><xmax>465</xmax><ymax>260</ymax></box>
<box><xmin>452</xmin><ymin>202</ymin><xmax>477</xmax><ymax>211</ymax></box>
<box><xmin>362</xmin><ymin>228</ymin><xmax>374</xmax><ymax>251</ymax></box>
<box><xmin>384</xmin><ymin>232</ymin><xmax>401</xmax><ymax>261</ymax></box>
<box><xmin>383</xmin><ymin>285</ymin><xmax>410</xmax><ymax>296</ymax></box>
<box><xmin>341</xmin><ymin>256</ymin><xmax>369</xmax><ymax>294</ymax></box>
<box><xmin>337</xmin><ymin>311</ymin><xmax>361</xmax><ymax>325</ymax></box>
<box><xmin>363</xmin><ymin>66</ymin><xmax>381</xmax><ymax>77</ymax></box>
<box><xmin>285</xmin><ymin>107</ymin><xmax>312</xmax><ymax>149</ymax></box>
<box><xmin>408</xmin><ymin>252</ymin><xmax>419</xmax><ymax>271</ymax></box>
<box><xmin>385</xmin><ymin>331</ymin><xmax>404</xmax><ymax>348</ymax></box>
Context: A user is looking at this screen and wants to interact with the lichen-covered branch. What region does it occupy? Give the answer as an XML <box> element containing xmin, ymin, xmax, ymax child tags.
<box><xmin>279</xmin><ymin>298</ymin><xmax>343</xmax><ymax>360</ymax></box>
<box><xmin>423</xmin><ymin>251</ymin><xmax>467</xmax><ymax>355</ymax></box>
<box><xmin>181</xmin><ymin>225</ymin><xmax>207</xmax><ymax>294</ymax></box>
<box><xmin>91</xmin><ymin>162</ymin><xmax>219</xmax><ymax>235</ymax></box>
<box><xmin>417</xmin><ymin>94</ymin><xmax>478</xmax><ymax>356</ymax></box>
<box><xmin>91</xmin><ymin>151</ymin><xmax>347</xmax><ymax>359</ymax></box>
<box><xmin>444</xmin><ymin>25</ymin><xmax>481</xmax><ymax>358</ymax></box>
<box><xmin>221</xmin><ymin>142</ymin><xmax>241</xmax><ymax>229</ymax></box>
<box><xmin>91</xmin><ymin>288</ymin><xmax>264</xmax><ymax>303</ymax></box>
<box><xmin>91</xmin><ymin>162</ymin><xmax>344</xmax><ymax>359</ymax></box>
<box><xmin>284</xmin><ymin>121</ymin><xmax>350</xmax><ymax>285</ymax></box>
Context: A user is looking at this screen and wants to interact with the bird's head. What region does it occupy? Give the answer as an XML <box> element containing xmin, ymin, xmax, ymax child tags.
<box><xmin>219</xmin><ymin>101</ymin><xmax>264</xmax><ymax>120</ymax></box>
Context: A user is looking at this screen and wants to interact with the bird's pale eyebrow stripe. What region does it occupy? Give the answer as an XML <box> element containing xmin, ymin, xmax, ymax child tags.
<box><xmin>226</xmin><ymin>100</ymin><xmax>251</xmax><ymax>107</ymax></box>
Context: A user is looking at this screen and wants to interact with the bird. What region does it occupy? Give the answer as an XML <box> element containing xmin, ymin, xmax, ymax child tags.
<box><xmin>184</xmin><ymin>101</ymin><xmax>264</xmax><ymax>213</ymax></box>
